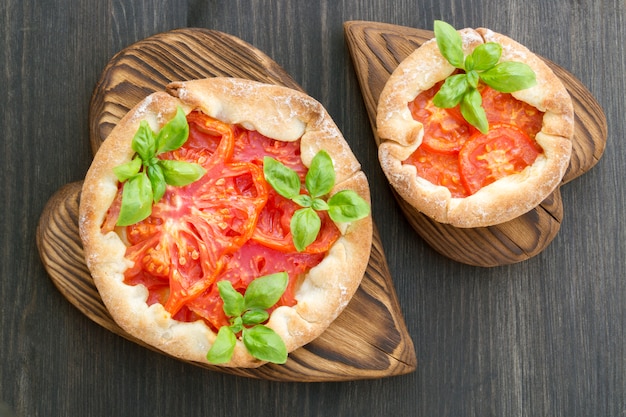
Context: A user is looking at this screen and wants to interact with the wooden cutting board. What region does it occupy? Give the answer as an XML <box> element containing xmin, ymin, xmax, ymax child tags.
<box><xmin>344</xmin><ymin>21</ymin><xmax>607</xmax><ymax>267</ymax></box>
<box><xmin>36</xmin><ymin>28</ymin><xmax>417</xmax><ymax>381</ymax></box>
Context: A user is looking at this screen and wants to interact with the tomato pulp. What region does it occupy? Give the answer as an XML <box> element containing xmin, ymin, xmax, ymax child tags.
<box><xmin>405</xmin><ymin>82</ymin><xmax>544</xmax><ymax>197</ymax></box>
<box><xmin>105</xmin><ymin>111</ymin><xmax>341</xmax><ymax>331</ymax></box>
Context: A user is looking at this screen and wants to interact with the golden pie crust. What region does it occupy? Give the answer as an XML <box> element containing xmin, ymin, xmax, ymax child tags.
<box><xmin>79</xmin><ymin>77</ymin><xmax>373</xmax><ymax>367</ymax></box>
<box><xmin>376</xmin><ymin>28</ymin><xmax>574</xmax><ymax>228</ymax></box>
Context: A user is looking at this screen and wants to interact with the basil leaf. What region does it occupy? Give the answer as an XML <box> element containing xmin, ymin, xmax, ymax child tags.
<box><xmin>471</xmin><ymin>42</ymin><xmax>502</xmax><ymax>71</ymax></box>
<box><xmin>155</xmin><ymin>106</ymin><xmax>190</xmax><ymax>154</ymax></box>
<box><xmin>229</xmin><ymin>316</ymin><xmax>244</xmax><ymax>334</ymax></box>
<box><xmin>206</xmin><ymin>326</ymin><xmax>236</xmax><ymax>364</ymax></box>
<box><xmin>479</xmin><ymin>61</ymin><xmax>537</xmax><ymax>93</ymax></box>
<box><xmin>464</xmin><ymin>53</ymin><xmax>475</xmax><ymax>71</ymax></box>
<box><xmin>159</xmin><ymin>160</ymin><xmax>206</xmax><ymax>186</ymax></box>
<box><xmin>434</xmin><ymin>20</ymin><xmax>464</xmax><ymax>68</ymax></box>
<box><xmin>263</xmin><ymin>156</ymin><xmax>301</xmax><ymax>199</ymax></box>
<box><xmin>327</xmin><ymin>190</ymin><xmax>370</xmax><ymax>223</ymax></box>
<box><xmin>290</xmin><ymin>207</ymin><xmax>321</xmax><ymax>252</ymax></box>
<box><xmin>242</xmin><ymin>325</ymin><xmax>288</xmax><ymax>364</ymax></box>
<box><xmin>242</xmin><ymin>309</ymin><xmax>270</xmax><ymax>326</ymax></box>
<box><xmin>433</xmin><ymin>74</ymin><xmax>469</xmax><ymax>108</ymax></box>
<box><xmin>292</xmin><ymin>194</ymin><xmax>312</xmax><ymax>208</ymax></box>
<box><xmin>305</xmin><ymin>150</ymin><xmax>335</xmax><ymax>198</ymax></box>
<box><xmin>113</xmin><ymin>156</ymin><xmax>142</xmax><ymax>182</ymax></box>
<box><xmin>147</xmin><ymin>163</ymin><xmax>166</xmax><ymax>203</ymax></box>
<box><xmin>116</xmin><ymin>173</ymin><xmax>153</xmax><ymax>226</ymax></box>
<box><xmin>131</xmin><ymin>121</ymin><xmax>157</xmax><ymax>162</ymax></box>
<box><xmin>217</xmin><ymin>280</ymin><xmax>245</xmax><ymax>318</ymax></box>
<box><xmin>460</xmin><ymin>89</ymin><xmax>489</xmax><ymax>134</ymax></box>
<box><xmin>311</xmin><ymin>198</ymin><xmax>329</xmax><ymax>211</ymax></box>
<box><xmin>243</xmin><ymin>272</ymin><xmax>288</xmax><ymax>311</ymax></box>
<box><xmin>466</xmin><ymin>70</ymin><xmax>479</xmax><ymax>89</ymax></box>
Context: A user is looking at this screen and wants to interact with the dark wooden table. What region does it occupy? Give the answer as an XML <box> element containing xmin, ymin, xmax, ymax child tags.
<box><xmin>2</xmin><ymin>1</ymin><xmax>624</xmax><ymax>416</ymax></box>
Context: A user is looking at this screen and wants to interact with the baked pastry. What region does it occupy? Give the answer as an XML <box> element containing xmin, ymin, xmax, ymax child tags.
<box><xmin>376</xmin><ymin>23</ymin><xmax>574</xmax><ymax>227</ymax></box>
<box><xmin>79</xmin><ymin>77</ymin><xmax>372</xmax><ymax>367</ymax></box>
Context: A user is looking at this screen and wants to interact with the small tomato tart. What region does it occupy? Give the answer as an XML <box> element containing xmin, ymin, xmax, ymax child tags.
<box><xmin>376</xmin><ymin>27</ymin><xmax>574</xmax><ymax>227</ymax></box>
<box><xmin>79</xmin><ymin>78</ymin><xmax>372</xmax><ymax>367</ymax></box>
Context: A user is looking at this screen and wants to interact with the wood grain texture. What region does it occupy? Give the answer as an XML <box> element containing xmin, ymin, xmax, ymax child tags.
<box><xmin>36</xmin><ymin>28</ymin><xmax>416</xmax><ymax>381</ymax></box>
<box><xmin>89</xmin><ymin>28</ymin><xmax>304</xmax><ymax>155</ymax></box>
<box><xmin>344</xmin><ymin>21</ymin><xmax>607</xmax><ymax>267</ymax></box>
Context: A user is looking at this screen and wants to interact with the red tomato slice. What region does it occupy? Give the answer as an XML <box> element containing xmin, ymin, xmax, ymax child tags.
<box><xmin>101</xmin><ymin>191</ymin><xmax>123</xmax><ymax>234</ymax></box>
<box><xmin>251</xmin><ymin>189</ymin><xmax>340</xmax><ymax>254</ymax></box>
<box><xmin>408</xmin><ymin>82</ymin><xmax>472</xmax><ymax>154</ymax></box>
<box><xmin>184</xmin><ymin>241</ymin><xmax>325</xmax><ymax>331</ymax></box>
<box><xmin>480</xmin><ymin>85</ymin><xmax>544</xmax><ymax>139</ymax></box>
<box><xmin>250</xmin><ymin>189</ymin><xmax>297</xmax><ymax>251</ymax></box>
<box><xmin>177</xmin><ymin>112</ymin><xmax>235</xmax><ymax>166</ymax></box>
<box><xmin>123</xmin><ymin>159</ymin><xmax>269</xmax><ymax>315</ymax></box>
<box><xmin>399</xmin><ymin>83</ymin><xmax>545</xmax><ymax>197</ymax></box>
<box><xmin>459</xmin><ymin>124</ymin><xmax>542</xmax><ymax>195</ymax></box>
<box><xmin>234</xmin><ymin>129</ymin><xmax>307</xmax><ymax>178</ymax></box>
<box><xmin>404</xmin><ymin>146</ymin><xmax>468</xmax><ymax>198</ymax></box>
<box><xmin>114</xmin><ymin>111</ymin><xmax>341</xmax><ymax>326</ymax></box>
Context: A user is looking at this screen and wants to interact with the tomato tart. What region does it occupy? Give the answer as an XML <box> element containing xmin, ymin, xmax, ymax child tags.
<box><xmin>376</xmin><ymin>26</ymin><xmax>574</xmax><ymax>227</ymax></box>
<box><xmin>79</xmin><ymin>78</ymin><xmax>372</xmax><ymax>367</ymax></box>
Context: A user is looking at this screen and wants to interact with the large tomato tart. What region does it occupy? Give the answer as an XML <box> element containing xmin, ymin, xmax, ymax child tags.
<box><xmin>79</xmin><ymin>77</ymin><xmax>373</xmax><ymax>367</ymax></box>
<box><xmin>376</xmin><ymin>25</ymin><xmax>574</xmax><ymax>228</ymax></box>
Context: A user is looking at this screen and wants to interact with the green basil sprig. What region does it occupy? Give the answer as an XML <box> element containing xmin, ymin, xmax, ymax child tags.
<box><xmin>432</xmin><ymin>20</ymin><xmax>537</xmax><ymax>133</ymax></box>
<box><xmin>113</xmin><ymin>106</ymin><xmax>206</xmax><ymax>226</ymax></box>
<box><xmin>263</xmin><ymin>150</ymin><xmax>370</xmax><ymax>252</ymax></box>
<box><xmin>206</xmin><ymin>272</ymin><xmax>289</xmax><ymax>364</ymax></box>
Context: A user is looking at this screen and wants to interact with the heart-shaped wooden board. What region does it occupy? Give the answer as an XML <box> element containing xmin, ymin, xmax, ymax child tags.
<box><xmin>344</xmin><ymin>21</ymin><xmax>607</xmax><ymax>267</ymax></box>
<box><xmin>36</xmin><ymin>28</ymin><xmax>416</xmax><ymax>381</ymax></box>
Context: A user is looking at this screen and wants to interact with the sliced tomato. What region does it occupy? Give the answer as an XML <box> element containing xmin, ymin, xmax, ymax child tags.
<box><xmin>234</xmin><ymin>129</ymin><xmax>307</xmax><ymax>177</ymax></box>
<box><xmin>403</xmin><ymin>82</ymin><xmax>545</xmax><ymax>197</ymax></box>
<box><xmin>251</xmin><ymin>188</ymin><xmax>340</xmax><ymax>254</ymax></box>
<box><xmin>165</xmin><ymin>112</ymin><xmax>230</xmax><ymax>168</ymax></box>
<box><xmin>459</xmin><ymin>124</ymin><xmax>541</xmax><ymax>195</ymax></box>
<box><xmin>101</xmin><ymin>190</ymin><xmax>122</xmax><ymax>233</ymax></box>
<box><xmin>404</xmin><ymin>146</ymin><xmax>467</xmax><ymax>198</ymax></box>
<box><xmin>182</xmin><ymin>285</ymin><xmax>228</xmax><ymax>330</ymax></box>
<box><xmin>175</xmin><ymin>111</ymin><xmax>235</xmax><ymax>166</ymax></box>
<box><xmin>408</xmin><ymin>81</ymin><xmax>472</xmax><ymax>154</ymax></box>
<box><xmin>185</xmin><ymin>241</ymin><xmax>324</xmax><ymax>331</ymax></box>
<box><xmin>480</xmin><ymin>85</ymin><xmax>544</xmax><ymax>139</ymax></box>
<box><xmin>184</xmin><ymin>112</ymin><xmax>222</xmax><ymax>153</ymax></box>
<box><xmin>118</xmin><ymin>110</ymin><xmax>340</xmax><ymax>327</ymax></box>
<box><xmin>250</xmin><ymin>189</ymin><xmax>296</xmax><ymax>251</ymax></box>
<box><xmin>161</xmin><ymin>161</ymin><xmax>269</xmax><ymax>314</ymax></box>
<box><xmin>122</xmin><ymin>115</ymin><xmax>269</xmax><ymax>316</ymax></box>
